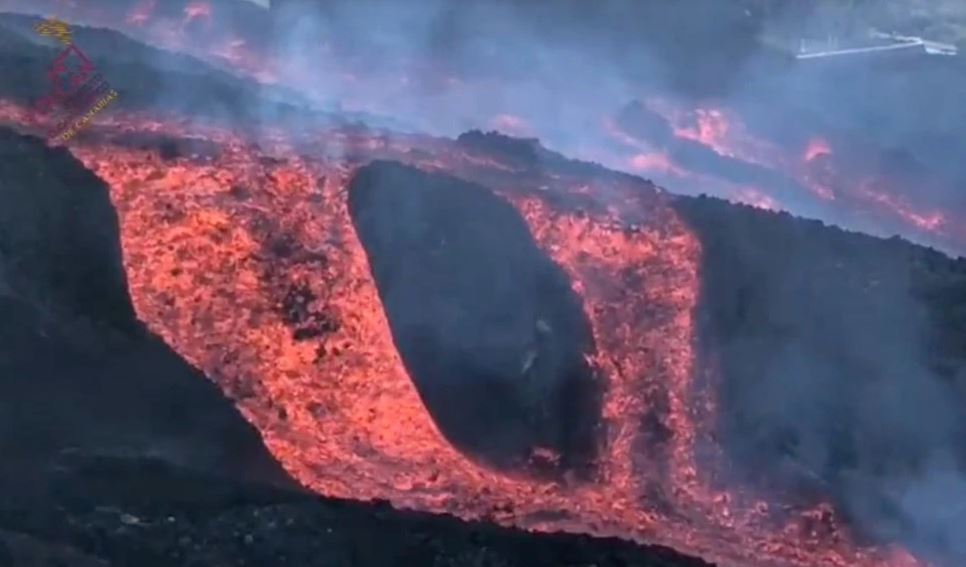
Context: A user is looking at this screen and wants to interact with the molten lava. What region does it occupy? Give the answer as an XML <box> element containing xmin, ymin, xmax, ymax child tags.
<box><xmin>0</xmin><ymin>97</ymin><xmax>929</xmax><ymax>567</ymax></box>
<box><xmin>126</xmin><ymin>0</ymin><xmax>156</xmax><ymax>27</ymax></box>
<box><xmin>610</xmin><ymin>99</ymin><xmax>964</xmax><ymax>253</ymax></box>
<box><xmin>0</xmin><ymin>3</ymin><xmax>957</xmax><ymax>566</ymax></box>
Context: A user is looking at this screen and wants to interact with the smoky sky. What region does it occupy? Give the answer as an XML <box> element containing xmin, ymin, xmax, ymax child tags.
<box><xmin>264</xmin><ymin>0</ymin><xmax>966</xmax><ymax>257</ymax></box>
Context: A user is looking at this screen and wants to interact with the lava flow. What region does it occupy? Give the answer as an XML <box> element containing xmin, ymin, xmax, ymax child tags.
<box><xmin>606</xmin><ymin>98</ymin><xmax>965</xmax><ymax>256</ymax></box>
<box><xmin>0</xmin><ymin>94</ymin><xmax>929</xmax><ymax>567</ymax></box>
<box><xmin>0</xmin><ymin>3</ymin><xmax>957</xmax><ymax>566</ymax></box>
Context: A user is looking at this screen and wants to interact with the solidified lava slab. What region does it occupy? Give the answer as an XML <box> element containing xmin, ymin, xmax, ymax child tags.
<box><xmin>1</xmin><ymin>455</ymin><xmax>715</xmax><ymax>567</ymax></box>
<box><xmin>674</xmin><ymin>195</ymin><xmax>966</xmax><ymax>564</ymax></box>
<box><xmin>0</xmin><ymin>126</ymin><xmax>295</xmax><ymax>493</ymax></box>
<box><xmin>347</xmin><ymin>160</ymin><xmax>602</xmax><ymax>476</ymax></box>
<box><xmin>0</xmin><ymin>127</ymin><xmax>135</xmax><ymax>331</ymax></box>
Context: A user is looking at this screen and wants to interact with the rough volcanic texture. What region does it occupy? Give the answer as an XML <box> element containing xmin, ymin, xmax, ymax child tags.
<box><xmin>615</xmin><ymin>101</ymin><xmax>800</xmax><ymax>195</ymax></box>
<box><xmin>0</xmin><ymin>127</ymin><xmax>295</xmax><ymax>494</ymax></box>
<box><xmin>0</xmin><ymin>130</ymin><xmax>713</xmax><ymax>567</ymax></box>
<box><xmin>674</xmin><ymin>195</ymin><xmax>966</xmax><ymax>563</ymax></box>
<box><xmin>348</xmin><ymin>161</ymin><xmax>601</xmax><ymax>476</ymax></box>
<box><xmin>1</xmin><ymin>10</ymin><xmax>965</xmax><ymax>567</ymax></box>
<box><xmin>0</xmin><ymin>455</ymin><xmax>713</xmax><ymax>567</ymax></box>
<box><xmin>0</xmin><ymin>128</ymin><xmax>134</xmax><ymax>330</ymax></box>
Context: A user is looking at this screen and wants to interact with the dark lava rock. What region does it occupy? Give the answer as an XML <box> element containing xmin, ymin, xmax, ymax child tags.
<box><xmin>0</xmin><ymin>455</ymin><xmax>714</xmax><ymax>567</ymax></box>
<box><xmin>0</xmin><ymin>12</ymin><xmax>332</xmax><ymax>134</ymax></box>
<box><xmin>674</xmin><ymin>195</ymin><xmax>966</xmax><ymax>565</ymax></box>
<box><xmin>0</xmin><ymin>529</ymin><xmax>109</xmax><ymax>567</ymax></box>
<box><xmin>348</xmin><ymin>160</ymin><xmax>602</xmax><ymax>477</ymax></box>
<box><xmin>0</xmin><ymin>127</ymin><xmax>135</xmax><ymax>331</ymax></box>
<box><xmin>0</xmin><ymin>127</ymin><xmax>712</xmax><ymax>567</ymax></box>
<box><xmin>0</xmin><ymin>127</ymin><xmax>295</xmax><ymax>496</ymax></box>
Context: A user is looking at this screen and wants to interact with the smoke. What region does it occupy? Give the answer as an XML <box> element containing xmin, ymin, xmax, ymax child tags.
<box><xmin>257</xmin><ymin>0</ymin><xmax>966</xmax><ymax>257</ymax></box>
<box><xmin>269</xmin><ymin>0</ymin><xmax>644</xmax><ymax>140</ymax></box>
<box><xmin>3</xmin><ymin>0</ymin><xmax>965</xmax><ymax>561</ymax></box>
<box><xmin>281</xmin><ymin>1</ymin><xmax>760</xmax><ymax>119</ymax></box>
<box><xmin>3</xmin><ymin>1</ymin><xmax>962</xmax><ymax>252</ymax></box>
<box><xmin>172</xmin><ymin>1</ymin><xmax>966</xmax><ymax>560</ymax></box>
<box><xmin>261</xmin><ymin>2</ymin><xmax>966</xmax><ymax>560</ymax></box>
<box><xmin>12</xmin><ymin>0</ymin><xmax>961</xmax><ymax>252</ymax></box>
<box><xmin>679</xmin><ymin>192</ymin><xmax>966</xmax><ymax>565</ymax></box>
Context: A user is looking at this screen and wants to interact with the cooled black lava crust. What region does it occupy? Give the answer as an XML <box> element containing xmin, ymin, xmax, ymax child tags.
<box><xmin>0</xmin><ymin>127</ymin><xmax>295</xmax><ymax>496</ymax></box>
<box><xmin>348</xmin><ymin>160</ymin><xmax>602</xmax><ymax>477</ymax></box>
<box><xmin>675</xmin><ymin>196</ymin><xmax>966</xmax><ymax>565</ymax></box>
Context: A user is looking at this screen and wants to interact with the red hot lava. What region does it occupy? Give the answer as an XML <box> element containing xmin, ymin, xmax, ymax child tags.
<box><xmin>606</xmin><ymin>99</ymin><xmax>964</xmax><ymax>254</ymax></box>
<box><xmin>0</xmin><ymin>95</ymin><xmax>930</xmax><ymax>567</ymax></box>
<box><xmin>0</xmin><ymin>3</ymin><xmax>957</xmax><ymax>567</ymax></box>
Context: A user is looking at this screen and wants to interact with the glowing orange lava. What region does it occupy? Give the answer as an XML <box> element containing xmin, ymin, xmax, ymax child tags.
<box><xmin>734</xmin><ymin>187</ymin><xmax>781</xmax><ymax>211</ymax></box>
<box><xmin>0</xmin><ymin>97</ymin><xmax>932</xmax><ymax>567</ymax></box>
<box><xmin>10</xmin><ymin>1</ymin><xmax>964</xmax><ymax>255</ymax></box>
<box><xmin>0</xmin><ymin>4</ymin><xmax>956</xmax><ymax>565</ymax></box>
<box><xmin>674</xmin><ymin>108</ymin><xmax>732</xmax><ymax>154</ymax></box>
<box><xmin>610</xmin><ymin>100</ymin><xmax>962</xmax><ymax>253</ymax></box>
<box><xmin>859</xmin><ymin>180</ymin><xmax>947</xmax><ymax>232</ymax></box>
<box><xmin>646</xmin><ymin>99</ymin><xmax>782</xmax><ymax>166</ymax></box>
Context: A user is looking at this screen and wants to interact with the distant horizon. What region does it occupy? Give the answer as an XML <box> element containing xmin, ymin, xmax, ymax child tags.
<box><xmin>240</xmin><ymin>0</ymin><xmax>269</xmax><ymax>8</ymax></box>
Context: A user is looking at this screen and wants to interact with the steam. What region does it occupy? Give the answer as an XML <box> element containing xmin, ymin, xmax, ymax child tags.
<box><xmin>684</xmin><ymin>184</ymin><xmax>966</xmax><ymax>566</ymax></box>
<box><xmin>270</xmin><ymin>0</ymin><xmax>643</xmax><ymax>141</ymax></box>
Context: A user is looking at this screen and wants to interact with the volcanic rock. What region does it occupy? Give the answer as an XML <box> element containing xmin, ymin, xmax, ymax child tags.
<box><xmin>0</xmin><ymin>453</ymin><xmax>714</xmax><ymax>567</ymax></box>
<box><xmin>0</xmin><ymin>131</ymin><xmax>710</xmax><ymax>567</ymax></box>
<box><xmin>348</xmin><ymin>160</ymin><xmax>602</xmax><ymax>476</ymax></box>
<box><xmin>1</xmin><ymin>8</ymin><xmax>965</xmax><ymax>567</ymax></box>
<box><xmin>0</xmin><ymin>127</ymin><xmax>295</xmax><ymax>495</ymax></box>
<box><xmin>675</xmin><ymin>195</ymin><xmax>966</xmax><ymax>563</ymax></box>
